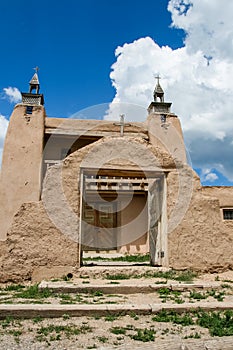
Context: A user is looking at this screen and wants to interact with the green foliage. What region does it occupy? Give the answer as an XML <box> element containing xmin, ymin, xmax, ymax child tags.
<box><xmin>152</xmin><ymin>310</ymin><xmax>194</xmax><ymax>326</ymax></box>
<box><xmin>62</xmin><ymin>314</ymin><xmax>70</xmax><ymax>320</ymax></box>
<box><xmin>110</xmin><ymin>326</ymin><xmax>126</xmax><ymax>335</ymax></box>
<box><xmin>207</xmin><ymin>289</ymin><xmax>225</xmax><ymax>302</ymax></box>
<box><xmin>98</xmin><ymin>336</ymin><xmax>108</xmax><ymax>343</ymax></box>
<box><xmin>104</xmin><ymin>314</ymin><xmax>119</xmax><ymax>321</ymax></box>
<box><xmin>1</xmin><ymin>316</ymin><xmax>14</xmax><ymax>329</ymax></box>
<box><xmin>196</xmin><ymin>310</ymin><xmax>233</xmax><ymax>336</ymax></box>
<box><xmin>91</xmin><ymin>290</ymin><xmax>103</xmax><ymax>297</ymax></box>
<box><xmin>106</xmin><ymin>274</ymin><xmax>131</xmax><ymax>280</ymax></box>
<box><xmin>37</xmin><ymin>323</ymin><xmax>92</xmax><ymax>338</ymax></box>
<box><xmin>130</xmin><ymin>327</ymin><xmax>156</xmax><ymax>342</ymax></box>
<box><xmin>83</xmin><ymin>254</ymin><xmax>150</xmax><ymax>263</ymax></box>
<box><xmin>129</xmin><ymin>312</ymin><xmax>139</xmax><ymax>320</ymax></box>
<box><xmin>157</xmin><ymin>288</ymin><xmax>185</xmax><ymax>304</ymax></box>
<box><xmin>33</xmin><ymin>316</ymin><xmax>43</xmax><ymax>323</ymax></box>
<box><xmin>189</xmin><ymin>291</ymin><xmax>207</xmax><ymax>300</ymax></box>
<box><xmin>5</xmin><ymin>284</ymin><xmax>25</xmax><ymax>292</ymax></box>
<box><xmin>16</xmin><ymin>284</ymin><xmax>53</xmax><ymax>299</ymax></box>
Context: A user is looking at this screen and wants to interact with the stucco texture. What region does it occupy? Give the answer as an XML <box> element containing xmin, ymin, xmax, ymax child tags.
<box><xmin>0</xmin><ymin>202</ymin><xmax>78</xmax><ymax>282</ymax></box>
<box><xmin>0</xmin><ymin>135</ymin><xmax>233</xmax><ymax>281</ymax></box>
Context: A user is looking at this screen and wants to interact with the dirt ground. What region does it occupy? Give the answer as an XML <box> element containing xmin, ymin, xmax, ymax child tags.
<box><xmin>0</xmin><ymin>269</ymin><xmax>233</xmax><ymax>349</ymax></box>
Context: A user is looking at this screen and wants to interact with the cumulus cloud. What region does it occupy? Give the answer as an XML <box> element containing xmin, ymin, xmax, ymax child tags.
<box><xmin>0</xmin><ymin>115</ymin><xmax>9</xmax><ymax>166</ymax></box>
<box><xmin>200</xmin><ymin>168</ymin><xmax>218</xmax><ymax>183</ymax></box>
<box><xmin>106</xmin><ymin>0</ymin><xmax>233</xmax><ymax>183</ymax></box>
<box><xmin>3</xmin><ymin>87</ymin><xmax>21</xmax><ymax>103</ymax></box>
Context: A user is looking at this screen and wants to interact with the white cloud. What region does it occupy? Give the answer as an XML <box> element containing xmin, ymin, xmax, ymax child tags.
<box><xmin>3</xmin><ymin>87</ymin><xmax>21</xmax><ymax>103</ymax></box>
<box><xmin>0</xmin><ymin>115</ymin><xmax>9</xmax><ymax>166</ymax></box>
<box><xmin>106</xmin><ymin>0</ymin><xmax>233</xmax><ymax>183</ymax></box>
<box><xmin>200</xmin><ymin>168</ymin><xmax>218</xmax><ymax>183</ymax></box>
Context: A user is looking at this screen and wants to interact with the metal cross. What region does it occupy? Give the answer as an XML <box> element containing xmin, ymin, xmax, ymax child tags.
<box><xmin>114</xmin><ymin>114</ymin><xmax>131</xmax><ymax>137</ymax></box>
<box><xmin>33</xmin><ymin>66</ymin><xmax>39</xmax><ymax>73</ymax></box>
<box><xmin>154</xmin><ymin>74</ymin><xmax>161</xmax><ymax>85</ymax></box>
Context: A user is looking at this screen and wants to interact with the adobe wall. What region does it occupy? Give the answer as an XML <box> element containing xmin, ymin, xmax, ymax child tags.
<box><xmin>0</xmin><ymin>136</ymin><xmax>174</xmax><ymax>282</ymax></box>
<box><xmin>167</xmin><ymin>170</ymin><xmax>233</xmax><ymax>271</ymax></box>
<box><xmin>0</xmin><ymin>104</ymin><xmax>45</xmax><ymax>241</ymax></box>
<box><xmin>1</xmin><ymin>134</ymin><xmax>233</xmax><ymax>281</ymax></box>
<box><xmin>202</xmin><ymin>186</ymin><xmax>233</xmax><ymax>207</ymax></box>
<box><xmin>147</xmin><ymin>113</ymin><xmax>187</xmax><ymax>164</ymax></box>
<box><xmin>0</xmin><ymin>202</ymin><xmax>78</xmax><ymax>282</ymax></box>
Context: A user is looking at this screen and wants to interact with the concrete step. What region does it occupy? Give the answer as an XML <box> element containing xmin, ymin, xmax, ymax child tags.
<box><xmin>39</xmin><ymin>280</ymin><xmax>221</xmax><ymax>294</ymax></box>
<box><xmin>100</xmin><ymin>337</ymin><xmax>233</xmax><ymax>350</ymax></box>
<box><xmin>0</xmin><ymin>301</ymin><xmax>233</xmax><ymax>319</ymax></box>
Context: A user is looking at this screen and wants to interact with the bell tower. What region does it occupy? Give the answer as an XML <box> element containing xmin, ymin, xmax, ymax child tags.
<box><xmin>147</xmin><ymin>76</ymin><xmax>187</xmax><ymax>164</ymax></box>
<box><xmin>0</xmin><ymin>69</ymin><xmax>45</xmax><ymax>240</ymax></box>
<box><xmin>148</xmin><ymin>76</ymin><xmax>172</xmax><ymax>114</ymax></box>
<box><xmin>21</xmin><ymin>67</ymin><xmax>44</xmax><ymax>106</ymax></box>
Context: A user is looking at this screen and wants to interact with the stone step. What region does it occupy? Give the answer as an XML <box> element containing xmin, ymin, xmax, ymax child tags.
<box><xmin>39</xmin><ymin>280</ymin><xmax>221</xmax><ymax>294</ymax></box>
<box><xmin>100</xmin><ymin>337</ymin><xmax>233</xmax><ymax>350</ymax></box>
<box><xmin>0</xmin><ymin>301</ymin><xmax>233</xmax><ymax>319</ymax></box>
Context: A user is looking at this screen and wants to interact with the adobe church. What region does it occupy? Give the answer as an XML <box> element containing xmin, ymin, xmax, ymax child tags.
<box><xmin>0</xmin><ymin>72</ymin><xmax>232</xmax><ymax>282</ymax></box>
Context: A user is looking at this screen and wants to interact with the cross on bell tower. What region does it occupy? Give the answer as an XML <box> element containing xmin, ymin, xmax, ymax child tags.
<box><xmin>29</xmin><ymin>67</ymin><xmax>40</xmax><ymax>94</ymax></box>
<box><xmin>154</xmin><ymin>75</ymin><xmax>164</xmax><ymax>102</ymax></box>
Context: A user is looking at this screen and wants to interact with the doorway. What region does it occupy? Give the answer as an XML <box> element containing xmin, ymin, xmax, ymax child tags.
<box><xmin>79</xmin><ymin>170</ymin><xmax>167</xmax><ymax>267</ymax></box>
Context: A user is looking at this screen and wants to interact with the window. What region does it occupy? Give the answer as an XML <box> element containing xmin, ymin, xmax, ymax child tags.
<box><xmin>26</xmin><ymin>106</ymin><xmax>33</xmax><ymax>114</ymax></box>
<box><xmin>223</xmin><ymin>209</ymin><xmax>233</xmax><ymax>220</ymax></box>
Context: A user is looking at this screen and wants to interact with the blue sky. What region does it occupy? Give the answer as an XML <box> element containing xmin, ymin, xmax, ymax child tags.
<box><xmin>0</xmin><ymin>0</ymin><xmax>233</xmax><ymax>186</ymax></box>
<box><xmin>0</xmin><ymin>0</ymin><xmax>183</xmax><ymax>118</ymax></box>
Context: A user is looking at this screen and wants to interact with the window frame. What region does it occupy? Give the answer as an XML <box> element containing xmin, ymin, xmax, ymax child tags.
<box><xmin>222</xmin><ymin>208</ymin><xmax>233</xmax><ymax>220</ymax></box>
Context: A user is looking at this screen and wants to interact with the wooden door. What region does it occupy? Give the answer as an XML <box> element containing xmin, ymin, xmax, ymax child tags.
<box><xmin>82</xmin><ymin>202</ymin><xmax>117</xmax><ymax>251</ymax></box>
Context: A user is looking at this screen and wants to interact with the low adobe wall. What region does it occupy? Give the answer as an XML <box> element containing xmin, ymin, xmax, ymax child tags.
<box><xmin>0</xmin><ymin>202</ymin><xmax>78</xmax><ymax>282</ymax></box>
<box><xmin>168</xmin><ymin>174</ymin><xmax>233</xmax><ymax>271</ymax></box>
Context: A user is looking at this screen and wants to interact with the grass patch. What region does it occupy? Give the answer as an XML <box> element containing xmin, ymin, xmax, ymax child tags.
<box><xmin>5</xmin><ymin>284</ymin><xmax>25</xmax><ymax>292</ymax></box>
<box><xmin>105</xmin><ymin>314</ymin><xmax>120</xmax><ymax>322</ymax></box>
<box><xmin>189</xmin><ymin>291</ymin><xmax>207</xmax><ymax>301</ymax></box>
<box><xmin>37</xmin><ymin>323</ymin><xmax>92</xmax><ymax>338</ymax></box>
<box><xmin>157</xmin><ymin>288</ymin><xmax>185</xmax><ymax>304</ymax></box>
<box><xmin>152</xmin><ymin>310</ymin><xmax>194</xmax><ymax>326</ymax></box>
<box><xmin>104</xmin><ymin>269</ymin><xmax>197</xmax><ymax>282</ymax></box>
<box><xmin>98</xmin><ymin>336</ymin><xmax>108</xmax><ymax>343</ymax></box>
<box><xmin>152</xmin><ymin>309</ymin><xmax>233</xmax><ymax>337</ymax></box>
<box><xmin>110</xmin><ymin>326</ymin><xmax>126</xmax><ymax>335</ymax></box>
<box><xmin>83</xmin><ymin>254</ymin><xmax>150</xmax><ymax>263</ymax></box>
<box><xmin>16</xmin><ymin>284</ymin><xmax>53</xmax><ymax>299</ymax></box>
<box><xmin>130</xmin><ymin>328</ymin><xmax>156</xmax><ymax>342</ymax></box>
<box><xmin>105</xmin><ymin>274</ymin><xmax>131</xmax><ymax>280</ymax></box>
<box><xmin>196</xmin><ymin>310</ymin><xmax>233</xmax><ymax>336</ymax></box>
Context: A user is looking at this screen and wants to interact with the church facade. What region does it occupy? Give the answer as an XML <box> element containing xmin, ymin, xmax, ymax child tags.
<box><xmin>0</xmin><ymin>72</ymin><xmax>233</xmax><ymax>282</ymax></box>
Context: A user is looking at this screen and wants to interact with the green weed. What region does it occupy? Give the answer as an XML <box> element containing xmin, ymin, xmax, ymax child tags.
<box><xmin>83</xmin><ymin>254</ymin><xmax>150</xmax><ymax>263</ymax></box>
<box><xmin>130</xmin><ymin>327</ymin><xmax>156</xmax><ymax>342</ymax></box>
<box><xmin>16</xmin><ymin>284</ymin><xmax>53</xmax><ymax>299</ymax></box>
<box><xmin>189</xmin><ymin>291</ymin><xmax>207</xmax><ymax>300</ymax></box>
<box><xmin>196</xmin><ymin>310</ymin><xmax>233</xmax><ymax>336</ymax></box>
<box><xmin>105</xmin><ymin>274</ymin><xmax>131</xmax><ymax>280</ymax></box>
<box><xmin>98</xmin><ymin>336</ymin><xmax>108</xmax><ymax>343</ymax></box>
<box><xmin>105</xmin><ymin>314</ymin><xmax>119</xmax><ymax>321</ymax></box>
<box><xmin>5</xmin><ymin>284</ymin><xmax>25</xmax><ymax>292</ymax></box>
<box><xmin>152</xmin><ymin>310</ymin><xmax>194</xmax><ymax>326</ymax></box>
<box><xmin>110</xmin><ymin>326</ymin><xmax>126</xmax><ymax>335</ymax></box>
